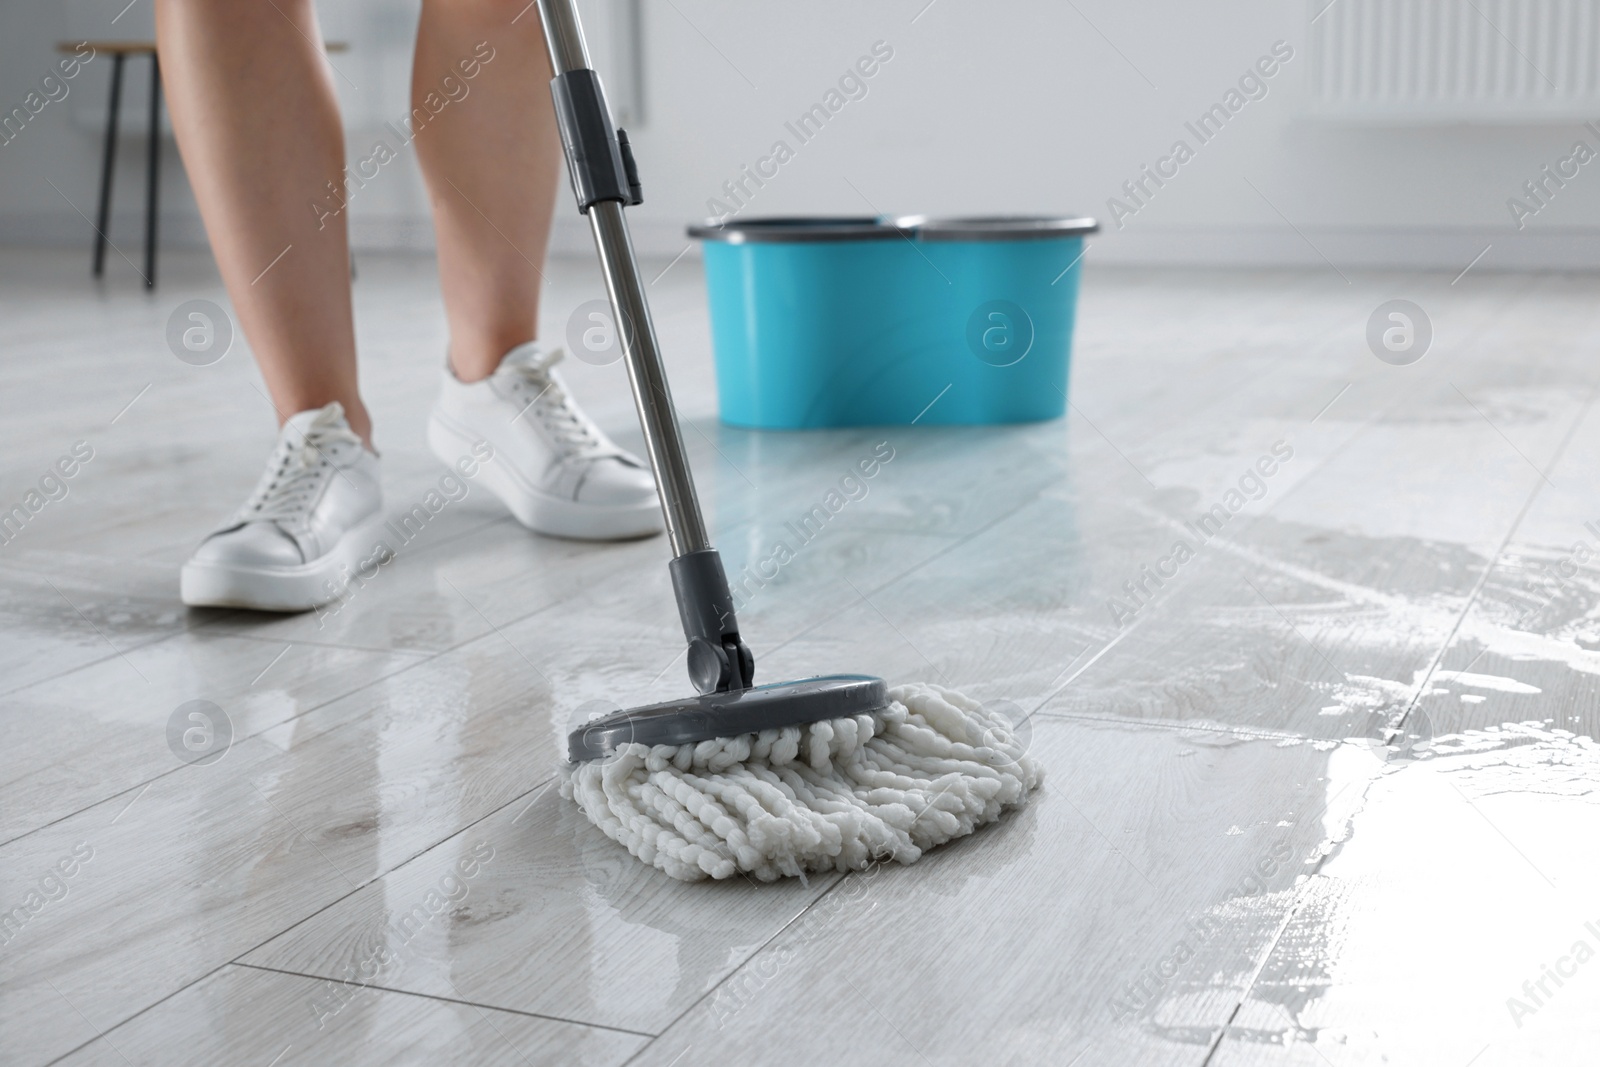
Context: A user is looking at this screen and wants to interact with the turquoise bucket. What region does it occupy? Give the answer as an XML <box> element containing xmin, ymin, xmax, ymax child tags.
<box><xmin>688</xmin><ymin>215</ymin><xmax>1096</xmax><ymax>428</ymax></box>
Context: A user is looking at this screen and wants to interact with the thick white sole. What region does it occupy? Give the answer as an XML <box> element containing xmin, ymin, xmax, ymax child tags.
<box><xmin>179</xmin><ymin>512</ymin><xmax>390</xmax><ymax>612</ymax></box>
<box><xmin>428</xmin><ymin>408</ymin><xmax>662</xmax><ymax>541</ymax></box>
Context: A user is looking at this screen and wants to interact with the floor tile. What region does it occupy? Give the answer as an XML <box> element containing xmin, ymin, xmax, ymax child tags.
<box><xmin>55</xmin><ymin>964</ymin><xmax>645</xmax><ymax>1067</ymax></box>
<box><xmin>243</xmin><ymin>782</ymin><xmax>840</xmax><ymax>1035</ymax></box>
<box><xmin>2</xmin><ymin>631</ymin><xmax>422</xmax><ymax>843</ymax></box>
<box><xmin>626</xmin><ymin>716</ymin><xmax>1358</xmax><ymax>1066</ymax></box>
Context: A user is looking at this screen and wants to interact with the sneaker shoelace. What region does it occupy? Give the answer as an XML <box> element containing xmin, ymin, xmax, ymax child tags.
<box><xmin>236</xmin><ymin>410</ymin><xmax>361</xmax><ymax>526</ymax></box>
<box><xmin>504</xmin><ymin>347</ymin><xmax>618</xmax><ymax>461</ymax></box>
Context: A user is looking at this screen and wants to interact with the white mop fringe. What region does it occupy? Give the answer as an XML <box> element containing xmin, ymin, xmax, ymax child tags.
<box><xmin>560</xmin><ymin>682</ymin><xmax>1044</xmax><ymax>882</ymax></box>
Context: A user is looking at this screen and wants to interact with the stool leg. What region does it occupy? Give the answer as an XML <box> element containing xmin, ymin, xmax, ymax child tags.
<box><xmin>93</xmin><ymin>52</ymin><xmax>125</xmax><ymax>278</ymax></box>
<box><xmin>144</xmin><ymin>54</ymin><xmax>162</xmax><ymax>289</ymax></box>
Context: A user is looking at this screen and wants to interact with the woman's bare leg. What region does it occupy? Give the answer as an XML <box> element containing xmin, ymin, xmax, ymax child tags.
<box><xmin>412</xmin><ymin>0</ymin><xmax>563</xmax><ymax>383</ymax></box>
<box><xmin>156</xmin><ymin>0</ymin><xmax>371</xmax><ymax>444</ymax></box>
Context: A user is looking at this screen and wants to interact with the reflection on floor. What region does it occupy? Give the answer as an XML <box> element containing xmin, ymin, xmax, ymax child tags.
<box><xmin>2</xmin><ymin>248</ymin><xmax>1598</xmax><ymax>1066</ymax></box>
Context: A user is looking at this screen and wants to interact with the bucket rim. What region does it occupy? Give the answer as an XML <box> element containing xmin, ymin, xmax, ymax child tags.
<box><xmin>688</xmin><ymin>214</ymin><xmax>1098</xmax><ymax>244</ymax></box>
<box><xmin>890</xmin><ymin>214</ymin><xmax>1099</xmax><ymax>241</ymax></box>
<box><xmin>687</xmin><ymin>216</ymin><xmax>909</xmax><ymax>244</ymax></box>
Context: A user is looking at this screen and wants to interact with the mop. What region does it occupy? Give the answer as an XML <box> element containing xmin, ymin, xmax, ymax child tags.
<box><xmin>562</xmin><ymin>682</ymin><xmax>1041</xmax><ymax>881</ymax></box>
<box><xmin>535</xmin><ymin>0</ymin><xmax>1042</xmax><ymax>881</ymax></box>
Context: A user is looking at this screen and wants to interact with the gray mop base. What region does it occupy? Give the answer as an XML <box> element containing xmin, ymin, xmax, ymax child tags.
<box><xmin>567</xmin><ymin>674</ymin><xmax>887</xmax><ymax>762</ymax></box>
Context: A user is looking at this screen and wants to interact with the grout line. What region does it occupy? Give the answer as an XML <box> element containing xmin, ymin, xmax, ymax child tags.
<box><xmin>0</xmin><ymin>628</ymin><xmax>188</xmax><ymax>702</ymax></box>
<box><xmin>619</xmin><ymin>873</ymin><xmax>850</xmax><ymax>1065</ymax></box>
<box><xmin>43</xmin><ymin>772</ymin><xmax>566</xmax><ymax>1066</ymax></box>
<box><xmin>185</xmin><ymin>630</ymin><xmax>438</xmax><ymax>658</ymax></box>
<box><xmin>224</xmin><ymin>773</ymin><xmax>559</xmax><ymax>964</ymax></box>
<box><xmin>1198</xmin><ymin>885</ymin><xmax>1309</xmax><ymax>1064</ymax></box>
<box><xmin>1198</xmin><ymin>372</ymin><xmax>1600</xmax><ymax>1065</ymax></box>
<box><xmin>1018</xmin><ymin>388</ymin><xmax>1394</xmax><ymax>709</ymax></box>
<box><xmin>1029</xmin><ymin>706</ymin><xmax>1339</xmax><ymax>745</ymax></box>
<box><xmin>1390</xmin><ymin>377</ymin><xmax>1600</xmax><ymax>736</ymax></box>
<box><xmin>0</xmin><ymin>647</ymin><xmax>446</xmax><ymax>849</ymax></box>
<box><xmin>228</xmin><ymin>962</ymin><xmax>659</xmax><ymax>1039</ymax></box>
<box><xmin>44</xmin><ymin>978</ymin><xmax>138</xmax><ymax>1066</ymax></box>
<box><xmin>10</xmin><ymin>511</ymin><xmax>518</xmax><ymax>710</ymax></box>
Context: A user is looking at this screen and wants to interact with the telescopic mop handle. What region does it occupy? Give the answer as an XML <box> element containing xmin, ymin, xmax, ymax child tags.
<box><xmin>536</xmin><ymin>0</ymin><xmax>755</xmax><ymax>695</ymax></box>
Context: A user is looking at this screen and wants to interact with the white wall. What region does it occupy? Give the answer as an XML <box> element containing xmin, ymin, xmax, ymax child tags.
<box><xmin>2</xmin><ymin>0</ymin><xmax>1597</xmax><ymax>269</ymax></box>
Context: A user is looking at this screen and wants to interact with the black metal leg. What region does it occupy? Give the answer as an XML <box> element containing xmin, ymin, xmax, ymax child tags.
<box><xmin>144</xmin><ymin>54</ymin><xmax>161</xmax><ymax>289</ymax></box>
<box><xmin>93</xmin><ymin>52</ymin><xmax>125</xmax><ymax>278</ymax></box>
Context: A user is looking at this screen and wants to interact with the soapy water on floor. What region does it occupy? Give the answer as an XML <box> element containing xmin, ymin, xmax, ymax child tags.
<box><xmin>1091</xmin><ymin>515</ymin><xmax>1600</xmax><ymax>1062</ymax></box>
<box><xmin>1219</xmin><ymin>718</ymin><xmax>1600</xmax><ymax>1065</ymax></box>
<box><xmin>1108</xmin><ymin>705</ymin><xmax>1600</xmax><ymax>1063</ymax></box>
<box><xmin>1125</xmin><ymin>632</ymin><xmax>1600</xmax><ymax>1063</ymax></box>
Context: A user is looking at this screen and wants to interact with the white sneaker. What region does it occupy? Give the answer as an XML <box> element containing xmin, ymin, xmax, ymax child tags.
<box><xmin>181</xmin><ymin>402</ymin><xmax>385</xmax><ymax>611</ymax></box>
<box><xmin>428</xmin><ymin>341</ymin><xmax>662</xmax><ymax>540</ymax></box>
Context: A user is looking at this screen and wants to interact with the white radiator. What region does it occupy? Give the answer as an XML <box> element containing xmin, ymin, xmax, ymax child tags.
<box><xmin>1308</xmin><ymin>0</ymin><xmax>1600</xmax><ymax>120</ymax></box>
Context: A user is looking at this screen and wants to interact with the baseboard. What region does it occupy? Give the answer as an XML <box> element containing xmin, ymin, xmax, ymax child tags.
<box><xmin>2</xmin><ymin>212</ymin><xmax>1594</xmax><ymax>272</ymax></box>
<box><xmin>0</xmin><ymin>211</ymin><xmax>693</xmax><ymax>260</ymax></box>
<box><xmin>0</xmin><ymin>210</ymin><xmax>209</xmax><ymax>251</ymax></box>
<box><xmin>1085</xmin><ymin>225</ymin><xmax>1600</xmax><ymax>272</ymax></box>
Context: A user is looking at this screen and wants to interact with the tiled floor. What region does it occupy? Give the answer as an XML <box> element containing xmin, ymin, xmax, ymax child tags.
<box><xmin>3</xmin><ymin>247</ymin><xmax>1598</xmax><ymax>1065</ymax></box>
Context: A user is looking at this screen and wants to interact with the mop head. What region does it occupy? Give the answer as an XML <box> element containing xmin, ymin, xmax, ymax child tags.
<box><xmin>560</xmin><ymin>682</ymin><xmax>1043</xmax><ymax>882</ymax></box>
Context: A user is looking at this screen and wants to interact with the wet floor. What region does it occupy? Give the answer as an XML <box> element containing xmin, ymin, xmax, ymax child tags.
<box><xmin>2</xmin><ymin>248</ymin><xmax>1598</xmax><ymax>1065</ymax></box>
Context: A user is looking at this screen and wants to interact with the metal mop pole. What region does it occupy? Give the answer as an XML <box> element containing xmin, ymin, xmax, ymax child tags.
<box><xmin>536</xmin><ymin>0</ymin><xmax>754</xmax><ymax>695</ymax></box>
